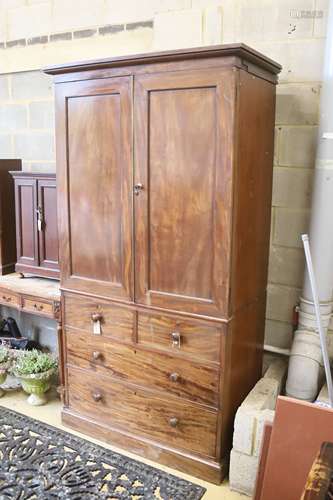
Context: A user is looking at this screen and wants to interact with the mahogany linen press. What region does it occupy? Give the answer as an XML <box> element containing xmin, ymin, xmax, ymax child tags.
<box><xmin>45</xmin><ymin>43</ymin><xmax>281</xmax><ymax>483</ymax></box>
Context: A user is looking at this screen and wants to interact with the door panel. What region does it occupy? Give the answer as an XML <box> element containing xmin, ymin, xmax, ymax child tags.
<box><xmin>14</xmin><ymin>178</ymin><xmax>38</xmax><ymax>267</ymax></box>
<box><xmin>134</xmin><ymin>69</ymin><xmax>235</xmax><ymax>317</ymax></box>
<box><xmin>55</xmin><ymin>77</ymin><xmax>133</xmax><ymax>299</ymax></box>
<box><xmin>37</xmin><ymin>179</ymin><xmax>59</xmax><ymax>270</ymax></box>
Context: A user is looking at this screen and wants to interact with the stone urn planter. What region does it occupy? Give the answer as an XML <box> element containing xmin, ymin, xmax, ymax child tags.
<box><xmin>0</xmin><ymin>347</ymin><xmax>12</xmax><ymax>397</ymax></box>
<box><xmin>15</xmin><ymin>368</ymin><xmax>56</xmax><ymax>406</ymax></box>
<box><xmin>13</xmin><ymin>350</ymin><xmax>58</xmax><ymax>406</ymax></box>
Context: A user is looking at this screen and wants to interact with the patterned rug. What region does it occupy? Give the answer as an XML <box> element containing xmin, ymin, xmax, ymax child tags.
<box><xmin>0</xmin><ymin>407</ymin><xmax>206</xmax><ymax>499</ymax></box>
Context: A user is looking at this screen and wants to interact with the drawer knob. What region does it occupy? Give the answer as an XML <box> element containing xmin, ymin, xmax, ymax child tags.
<box><xmin>92</xmin><ymin>391</ymin><xmax>103</xmax><ymax>402</ymax></box>
<box><xmin>92</xmin><ymin>351</ymin><xmax>103</xmax><ymax>361</ymax></box>
<box><xmin>91</xmin><ymin>312</ymin><xmax>103</xmax><ymax>322</ymax></box>
<box><xmin>169</xmin><ymin>417</ymin><xmax>179</xmax><ymax>428</ymax></box>
<box><xmin>171</xmin><ymin>331</ymin><xmax>181</xmax><ymax>348</ymax></box>
<box><xmin>169</xmin><ymin>372</ymin><xmax>180</xmax><ymax>382</ymax></box>
<box><xmin>2</xmin><ymin>296</ymin><xmax>11</xmax><ymax>302</ymax></box>
<box><xmin>34</xmin><ymin>303</ymin><xmax>44</xmax><ymax>311</ymax></box>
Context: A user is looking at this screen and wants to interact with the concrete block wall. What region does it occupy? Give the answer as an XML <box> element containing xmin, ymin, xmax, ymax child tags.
<box><xmin>0</xmin><ymin>0</ymin><xmax>329</xmax><ymax>351</ymax></box>
<box><xmin>229</xmin><ymin>359</ymin><xmax>288</xmax><ymax>495</ymax></box>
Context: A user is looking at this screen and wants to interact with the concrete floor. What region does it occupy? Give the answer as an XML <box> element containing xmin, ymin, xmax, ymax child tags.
<box><xmin>0</xmin><ymin>389</ymin><xmax>248</xmax><ymax>500</ymax></box>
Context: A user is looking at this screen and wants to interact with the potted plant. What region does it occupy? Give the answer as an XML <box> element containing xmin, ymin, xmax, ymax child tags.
<box><xmin>0</xmin><ymin>346</ymin><xmax>12</xmax><ymax>397</ymax></box>
<box><xmin>13</xmin><ymin>350</ymin><xmax>58</xmax><ymax>406</ymax></box>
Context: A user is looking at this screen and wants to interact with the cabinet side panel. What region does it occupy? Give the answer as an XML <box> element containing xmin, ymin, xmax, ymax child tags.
<box><xmin>231</xmin><ymin>71</ymin><xmax>276</xmax><ymax>313</ymax></box>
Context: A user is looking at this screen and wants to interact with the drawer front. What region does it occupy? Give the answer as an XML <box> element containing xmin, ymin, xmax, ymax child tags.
<box><xmin>137</xmin><ymin>312</ymin><xmax>221</xmax><ymax>363</ymax></box>
<box><xmin>64</xmin><ymin>294</ymin><xmax>134</xmax><ymax>342</ymax></box>
<box><xmin>22</xmin><ymin>298</ymin><xmax>53</xmax><ymax>316</ymax></box>
<box><xmin>0</xmin><ymin>291</ymin><xmax>20</xmax><ymax>308</ymax></box>
<box><xmin>68</xmin><ymin>366</ymin><xmax>218</xmax><ymax>457</ymax></box>
<box><xmin>66</xmin><ymin>329</ymin><xmax>219</xmax><ymax>407</ymax></box>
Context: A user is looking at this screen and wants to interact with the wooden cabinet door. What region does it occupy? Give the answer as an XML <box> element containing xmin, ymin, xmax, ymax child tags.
<box><xmin>56</xmin><ymin>76</ymin><xmax>133</xmax><ymax>299</ymax></box>
<box><xmin>134</xmin><ymin>69</ymin><xmax>235</xmax><ymax>317</ymax></box>
<box><xmin>14</xmin><ymin>177</ymin><xmax>39</xmax><ymax>268</ymax></box>
<box><xmin>37</xmin><ymin>178</ymin><xmax>59</xmax><ymax>272</ymax></box>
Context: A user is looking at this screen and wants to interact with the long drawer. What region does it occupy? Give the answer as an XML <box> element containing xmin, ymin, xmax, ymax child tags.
<box><xmin>137</xmin><ymin>312</ymin><xmax>222</xmax><ymax>363</ymax></box>
<box><xmin>67</xmin><ymin>366</ymin><xmax>218</xmax><ymax>458</ymax></box>
<box><xmin>66</xmin><ymin>328</ymin><xmax>219</xmax><ymax>407</ymax></box>
<box><xmin>64</xmin><ymin>293</ymin><xmax>134</xmax><ymax>342</ymax></box>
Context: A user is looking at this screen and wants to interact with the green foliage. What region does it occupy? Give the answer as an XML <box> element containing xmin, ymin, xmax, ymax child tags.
<box><xmin>0</xmin><ymin>346</ymin><xmax>10</xmax><ymax>365</ymax></box>
<box><xmin>14</xmin><ymin>350</ymin><xmax>58</xmax><ymax>376</ymax></box>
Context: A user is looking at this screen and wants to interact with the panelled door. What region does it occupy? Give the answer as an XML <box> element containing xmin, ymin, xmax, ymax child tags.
<box><xmin>14</xmin><ymin>177</ymin><xmax>39</xmax><ymax>269</ymax></box>
<box><xmin>37</xmin><ymin>178</ymin><xmax>59</xmax><ymax>271</ymax></box>
<box><xmin>55</xmin><ymin>76</ymin><xmax>133</xmax><ymax>299</ymax></box>
<box><xmin>134</xmin><ymin>69</ymin><xmax>235</xmax><ymax>317</ymax></box>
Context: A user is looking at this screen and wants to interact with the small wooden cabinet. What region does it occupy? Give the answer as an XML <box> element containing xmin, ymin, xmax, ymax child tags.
<box><xmin>0</xmin><ymin>160</ymin><xmax>21</xmax><ymax>275</ymax></box>
<box><xmin>11</xmin><ymin>172</ymin><xmax>59</xmax><ymax>279</ymax></box>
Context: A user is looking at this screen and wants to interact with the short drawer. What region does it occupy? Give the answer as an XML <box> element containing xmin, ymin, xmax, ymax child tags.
<box><xmin>0</xmin><ymin>291</ymin><xmax>20</xmax><ymax>308</ymax></box>
<box><xmin>64</xmin><ymin>294</ymin><xmax>134</xmax><ymax>342</ymax></box>
<box><xmin>137</xmin><ymin>312</ymin><xmax>221</xmax><ymax>363</ymax></box>
<box><xmin>22</xmin><ymin>298</ymin><xmax>54</xmax><ymax>316</ymax></box>
<box><xmin>67</xmin><ymin>366</ymin><xmax>218</xmax><ymax>458</ymax></box>
<box><xmin>66</xmin><ymin>329</ymin><xmax>219</xmax><ymax>407</ymax></box>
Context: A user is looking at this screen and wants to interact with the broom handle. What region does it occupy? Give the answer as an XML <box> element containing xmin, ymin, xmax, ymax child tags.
<box><xmin>302</xmin><ymin>234</ymin><xmax>333</xmax><ymax>407</ymax></box>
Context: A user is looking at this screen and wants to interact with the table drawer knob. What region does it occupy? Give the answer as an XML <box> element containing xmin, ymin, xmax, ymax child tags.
<box><xmin>2</xmin><ymin>296</ymin><xmax>11</xmax><ymax>302</ymax></box>
<box><xmin>169</xmin><ymin>372</ymin><xmax>180</xmax><ymax>382</ymax></box>
<box><xmin>34</xmin><ymin>303</ymin><xmax>44</xmax><ymax>311</ymax></box>
<box><xmin>92</xmin><ymin>351</ymin><xmax>103</xmax><ymax>361</ymax></box>
<box><xmin>169</xmin><ymin>417</ymin><xmax>179</xmax><ymax>428</ymax></box>
<box><xmin>92</xmin><ymin>391</ymin><xmax>103</xmax><ymax>402</ymax></box>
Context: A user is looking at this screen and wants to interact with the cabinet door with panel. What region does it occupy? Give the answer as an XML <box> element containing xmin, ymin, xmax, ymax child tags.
<box><xmin>55</xmin><ymin>77</ymin><xmax>133</xmax><ymax>299</ymax></box>
<box><xmin>134</xmin><ymin>69</ymin><xmax>235</xmax><ymax>317</ymax></box>
<box><xmin>14</xmin><ymin>176</ymin><xmax>39</xmax><ymax>270</ymax></box>
<box><xmin>37</xmin><ymin>177</ymin><xmax>59</xmax><ymax>272</ymax></box>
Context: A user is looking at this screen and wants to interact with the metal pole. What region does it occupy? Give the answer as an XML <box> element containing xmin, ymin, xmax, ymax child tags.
<box><xmin>302</xmin><ymin>234</ymin><xmax>333</xmax><ymax>408</ymax></box>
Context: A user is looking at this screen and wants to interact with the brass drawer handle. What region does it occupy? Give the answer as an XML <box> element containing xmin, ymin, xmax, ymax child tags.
<box><xmin>169</xmin><ymin>417</ymin><xmax>179</xmax><ymax>428</ymax></box>
<box><xmin>33</xmin><ymin>303</ymin><xmax>44</xmax><ymax>311</ymax></box>
<box><xmin>171</xmin><ymin>332</ymin><xmax>181</xmax><ymax>348</ymax></box>
<box><xmin>92</xmin><ymin>351</ymin><xmax>103</xmax><ymax>361</ymax></box>
<box><xmin>169</xmin><ymin>372</ymin><xmax>180</xmax><ymax>382</ymax></box>
<box><xmin>2</xmin><ymin>295</ymin><xmax>11</xmax><ymax>302</ymax></box>
<box><xmin>92</xmin><ymin>391</ymin><xmax>103</xmax><ymax>402</ymax></box>
<box><xmin>91</xmin><ymin>312</ymin><xmax>103</xmax><ymax>322</ymax></box>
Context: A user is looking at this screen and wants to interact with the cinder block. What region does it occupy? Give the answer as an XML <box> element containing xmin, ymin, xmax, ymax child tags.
<box><xmin>266</xmin><ymin>283</ymin><xmax>301</xmax><ymax>323</ymax></box>
<box><xmin>264</xmin><ymin>358</ymin><xmax>288</xmax><ymax>394</ymax></box>
<box><xmin>272</xmin><ymin>167</ymin><xmax>313</xmax><ymax>209</ymax></box>
<box><xmin>14</xmin><ymin>132</ymin><xmax>55</xmax><ymax>161</ymax></box>
<box><xmin>0</xmin><ymin>75</ymin><xmax>9</xmax><ymax>100</ymax></box>
<box><xmin>153</xmin><ymin>9</ymin><xmax>202</xmax><ymax>50</ymax></box>
<box><xmin>155</xmin><ymin>0</ymin><xmax>191</xmax><ymax>12</ymax></box>
<box><xmin>52</xmin><ymin>0</ymin><xmax>106</xmax><ymax>32</ymax></box>
<box><xmin>268</xmin><ymin>245</ymin><xmax>305</xmax><ymax>287</ymax></box>
<box><xmin>0</xmin><ymin>134</ymin><xmax>13</xmax><ymax>158</ymax></box>
<box><xmin>276</xmin><ymin>84</ymin><xmax>320</xmax><ymax>126</ymax></box>
<box><xmin>278</xmin><ymin>126</ymin><xmax>318</xmax><ymax>168</ymax></box>
<box><xmin>203</xmin><ymin>6</ymin><xmax>223</xmax><ymax>45</ymax></box>
<box><xmin>253</xmin><ymin>408</ymin><xmax>275</xmax><ymax>457</ymax></box>
<box><xmin>0</xmin><ymin>104</ymin><xmax>27</xmax><ymax>131</ymax></box>
<box><xmin>229</xmin><ymin>449</ymin><xmax>259</xmax><ymax>496</ymax></box>
<box><xmin>7</xmin><ymin>3</ymin><xmax>51</xmax><ymax>40</ymax></box>
<box><xmin>265</xmin><ymin>319</ymin><xmax>293</xmax><ymax>350</ymax></box>
<box><xmin>233</xmin><ymin>409</ymin><xmax>256</xmax><ymax>455</ymax></box>
<box><xmin>104</xmin><ymin>0</ymin><xmax>155</xmax><ymax>25</ymax></box>
<box><xmin>253</xmin><ymin>39</ymin><xmax>325</xmax><ymax>83</ymax></box>
<box><xmin>11</xmin><ymin>71</ymin><xmax>53</xmax><ymax>100</ymax></box>
<box><xmin>29</xmin><ymin>101</ymin><xmax>54</xmax><ymax>129</ymax></box>
<box><xmin>273</xmin><ymin>207</ymin><xmax>310</xmax><ymax>248</ymax></box>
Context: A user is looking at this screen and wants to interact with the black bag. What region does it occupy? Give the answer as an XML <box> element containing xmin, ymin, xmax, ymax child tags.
<box><xmin>0</xmin><ymin>317</ymin><xmax>41</xmax><ymax>350</ymax></box>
